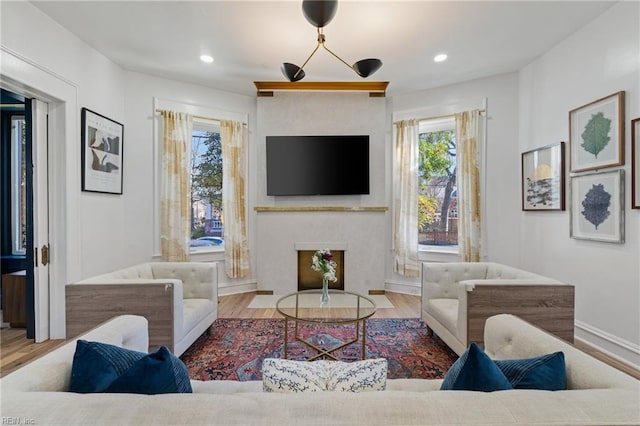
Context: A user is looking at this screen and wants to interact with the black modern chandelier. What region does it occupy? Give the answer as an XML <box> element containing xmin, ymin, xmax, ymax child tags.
<box><xmin>281</xmin><ymin>0</ymin><xmax>383</xmax><ymax>82</ymax></box>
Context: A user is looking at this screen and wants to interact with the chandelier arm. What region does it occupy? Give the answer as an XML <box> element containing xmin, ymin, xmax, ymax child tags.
<box><xmin>321</xmin><ymin>43</ymin><xmax>355</xmax><ymax>72</ymax></box>
<box><xmin>294</xmin><ymin>41</ymin><xmax>321</xmax><ymax>79</ymax></box>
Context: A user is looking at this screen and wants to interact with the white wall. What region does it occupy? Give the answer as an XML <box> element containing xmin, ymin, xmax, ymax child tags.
<box><xmin>0</xmin><ymin>2</ymin><xmax>258</xmax><ymax>336</ymax></box>
<box><xmin>255</xmin><ymin>93</ymin><xmax>388</xmax><ymax>294</ymax></box>
<box><xmin>519</xmin><ymin>2</ymin><xmax>639</xmax><ymax>367</ymax></box>
<box><xmin>389</xmin><ymin>72</ymin><xmax>521</xmax><ymax>277</ymax></box>
<box><xmin>123</xmin><ymin>71</ymin><xmax>257</xmax><ymax>294</ymax></box>
<box><xmin>1</xmin><ymin>2</ymin><xmax>129</xmax><ymax>280</ymax></box>
<box><xmin>1</xmin><ymin>2</ymin><xmax>130</xmax><ymax>336</ymax></box>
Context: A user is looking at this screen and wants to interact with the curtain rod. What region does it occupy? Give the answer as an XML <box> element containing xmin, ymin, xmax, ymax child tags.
<box><xmin>155</xmin><ymin>108</ymin><xmax>246</xmax><ymax>125</ymax></box>
<box><xmin>393</xmin><ymin>109</ymin><xmax>486</xmax><ymax>125</ymax></box>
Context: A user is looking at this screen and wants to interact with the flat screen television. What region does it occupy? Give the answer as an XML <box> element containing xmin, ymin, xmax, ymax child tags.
<box><xmin>266</xmin><ymin>135</ymin><xmax>370</xmax><ymax>196</ymax></box>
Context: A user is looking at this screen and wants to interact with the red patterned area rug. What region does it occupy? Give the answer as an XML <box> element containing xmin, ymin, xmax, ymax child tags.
<box><xmin>180</xmin><ymin>318</ymin><xmax>458</xmax><ymax>381</ymax></box>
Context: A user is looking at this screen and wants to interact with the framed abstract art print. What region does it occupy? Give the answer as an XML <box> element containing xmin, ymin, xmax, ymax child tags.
<box><xmin>81</xmin><ymin>107</ymin><xmax>124</xmax><ymax>194</ymax></box>
<box><xmin>521</xmin><ymin>142</ymin><xmax>565</xmax><ymax>211</ymax></box>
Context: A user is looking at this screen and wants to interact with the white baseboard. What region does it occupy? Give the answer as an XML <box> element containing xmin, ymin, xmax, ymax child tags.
<box><xmin>384</xmin><ymin>280</ymin><xmax>421</xmax><ymax>296</ymax></box>
<box><xmin>574</xmin><ymin>320</ymin><xmax>640</xmax><ymax>371</ymax></box>
<box><xmin>218</xmin><ymin>280</ymin><xmax>258</xmax><ymax>296</ymax></box>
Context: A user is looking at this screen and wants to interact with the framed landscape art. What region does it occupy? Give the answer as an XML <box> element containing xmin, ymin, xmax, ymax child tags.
<box><xmin>570</xmin><ymin>169</ymin><xmax>624</xmax><ymax>243</ymax></box>
<box><xmin>81</xmin><ymin>108</ymin><xmax>124</xmax><ymax>194</ymax></box>
<box><xmin>569</xmin><ymin>91</ymin><xmax>624</xmax><ymax>173</ymax></box>
<box><xmin>632</xmin><ymin>117</ymin><xmax>640</xmax><ymax>209</ymax></box>
<box><xmin>521</xmin><ymin>142</ymin><xmax>565</xmax><ymax>211</ymax></box>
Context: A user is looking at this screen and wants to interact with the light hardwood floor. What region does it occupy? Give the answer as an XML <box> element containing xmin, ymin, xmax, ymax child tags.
<box><xmin>1</xmin><ymin>291</ymin><xmax>638</xmax><ymax>380</ymax></box>
<box><xmin>0</xmin><ymin>327</ymin><xmax>66</xmax><ymax>377</ymax></box>
<box><xmin>216</xmin><ymin>291</ymin><xmax>422</xmax><ymax>319</ymax></box>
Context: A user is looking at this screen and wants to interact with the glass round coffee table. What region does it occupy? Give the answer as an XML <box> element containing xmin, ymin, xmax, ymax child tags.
<box><xmin>276</xmin><ymin>289</ymin><xmax>377</xmax><ymax>361</ymax></box>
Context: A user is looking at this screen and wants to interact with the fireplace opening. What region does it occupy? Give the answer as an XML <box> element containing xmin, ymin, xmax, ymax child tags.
<box><xmin>297</xmin><ymin>250</ymin><xmax>345</xmax><ymax>291</ymax></box>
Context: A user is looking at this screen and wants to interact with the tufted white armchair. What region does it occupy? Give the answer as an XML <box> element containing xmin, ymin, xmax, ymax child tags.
<box><xmin>66</xmin><ymin>262</ymin><xmax>217</xmax><ymax>356</ymax></box>
<box><xmin>422</xmin><ymin>262</ymin><xmax>574</xmax><ymax>355</ymax></box>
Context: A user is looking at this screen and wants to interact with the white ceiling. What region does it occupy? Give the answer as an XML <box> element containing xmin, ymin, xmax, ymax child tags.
<box><xmin>31</xmin><ymin>1</ymin><xmax>615</xmax><ymax>97</ymax></box>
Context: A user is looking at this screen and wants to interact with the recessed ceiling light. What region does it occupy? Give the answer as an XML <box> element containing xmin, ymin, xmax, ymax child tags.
<box><xmin>200</xmin><ymin>54</ymin><xmax>214</xmax><ymax>64</ymax></box>
<box><xmin>433</xmin><ymin>54</ymin><xmax>448</xmax><ymax>63</ymax></box>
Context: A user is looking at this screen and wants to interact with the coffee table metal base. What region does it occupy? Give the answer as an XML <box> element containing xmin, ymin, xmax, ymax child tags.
<box><xmin>283</xmin><ymin>318</ymin><xmax>368</xmax><ymax>361</ymax></box>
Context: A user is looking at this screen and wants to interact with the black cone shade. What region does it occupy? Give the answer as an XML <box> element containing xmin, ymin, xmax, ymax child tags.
<box><xmin>281</xmin><ymin>62</ymin><xmax>306</xmax><ymax>82</ymax></box>
<box><xmin>352</xmin><ymin>58</ymin><xmax>383</xmax><ymax>78</ymax></box>
<box><xmin>302</xmin><ymin>0</ymin><xmax>338</xmax><ymax>28</ymax></box>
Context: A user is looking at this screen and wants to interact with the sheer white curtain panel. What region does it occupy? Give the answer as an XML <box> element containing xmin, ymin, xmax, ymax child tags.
<box><xmin>455</xmin><ymin>110</ymin><xmax>482</xmax><ymax>262</ymax></box>
<box><xmin>221</xmin><ymin>120</ymin><xmax>250</xmax><ymax>278</ymax></box>
<box><xmin>159</xmin><ymin>110</ymin><xmax>193</xmax><ymax>261</ymax></box>
<box><xmin>393</xmin><ymin>119</ymin><xmax>420</xmax><ymax>277</ymax></box>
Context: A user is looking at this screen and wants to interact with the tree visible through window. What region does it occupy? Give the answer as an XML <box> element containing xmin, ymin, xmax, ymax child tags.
<box><xmin>190</xmin><ymin>123</ymin><xmax>224</xmax><ymax>249</ymax></box>
<box><xmin>418</xmin><ymin>117</ymin><xmax>458</xmax><ymax>249</ymax></box>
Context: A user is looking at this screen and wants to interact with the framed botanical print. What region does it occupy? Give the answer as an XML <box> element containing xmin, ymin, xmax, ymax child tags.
<box><xmin>570</xmin><ymin>169</ymin><xmax>624</xmax><ymax>243</ymax></box>
<box><xmin>569</xmin><ymin>91</ymin><xmax>624</xmax><ymax>173</ymax></box>
<box><xmin>81</xmin><ymin>107</ymin><xmax>124</xmax><ymax>194</ymax></box>
<box><xmin>521</xmin><ymin>142</ymin><xmax>565</xmax><ymax>211</ymax></box>
<box><xmin>632</xmin><ymin>117</ymin><xmax>640</xmax><ymax>209</ymax></box>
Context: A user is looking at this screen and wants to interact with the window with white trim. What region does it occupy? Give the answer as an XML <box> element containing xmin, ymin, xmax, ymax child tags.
<box><xmin>190</xmin><ymin>120</ymin><xmax>224</xmax><ymax>252</ymax></box>
<box><xmin>418</xmin><ymin>117</ymin><xmax>458</xmax><ymax>252</ymax></box>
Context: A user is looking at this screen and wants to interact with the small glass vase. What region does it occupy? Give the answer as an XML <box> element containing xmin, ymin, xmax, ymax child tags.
<box><xmin>320</xmin><ymin>276</ymin><xmax>330</xmax><ymax>306</ymax></box>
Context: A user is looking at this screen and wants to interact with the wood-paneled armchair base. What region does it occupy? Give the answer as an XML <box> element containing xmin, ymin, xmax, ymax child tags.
<box><xmin>422</xmin><ymin>262</ymin><xmax>574</xmax><ymax>355</ymax></box>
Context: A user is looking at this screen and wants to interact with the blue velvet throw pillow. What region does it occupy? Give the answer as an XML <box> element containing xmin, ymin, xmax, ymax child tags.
<box><xmin>494</xmin><ymin>352</ymin><xmax>566</xmax><ymax>390</ymax></box>
<box><xmin>106</xmin><ymin>346</ymin><xmax>192</xmax><ymax>394</ymax></box>
<box><xmin>69</xmin><ymin>340</ymin><xmax>192</xmax><ymax>394</ymax></box>
<box><xmin>440</xmin><ymin>343</ymin><xmax>513</xmax><ymax>392</ymax></box>
<box><xmin>69</xmin><ymin>340</ymin><xmax>147</xmax><ymax>393</ymax></box>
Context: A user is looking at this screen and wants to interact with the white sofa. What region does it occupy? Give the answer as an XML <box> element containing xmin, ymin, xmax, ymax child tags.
<box><xmin>2</xmin><ymin>314</ymin><xmax>638</xmax><ymax>425</ymax></box>
<box><xmin>422</xmin><ymin>262</ymin><xmax>575</xmax><ymax>355</ymax></box>
<box><xmin>65</xmin><ymin>262</ymin><xmax>217</xmax><ymax>356</ymax></box>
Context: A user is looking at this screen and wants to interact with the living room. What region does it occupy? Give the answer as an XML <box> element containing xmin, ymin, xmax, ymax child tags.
<box><xmin>1</xmin><ymin>0</ymin><xmax>638</xmax><ymax>385</ymax></box>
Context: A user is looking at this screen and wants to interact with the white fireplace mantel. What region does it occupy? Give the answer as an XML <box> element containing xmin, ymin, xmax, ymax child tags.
<box><xmin>256</xmin><ymin>209</ymin><xmax>386</xmax><ymax>295</ymax></box>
